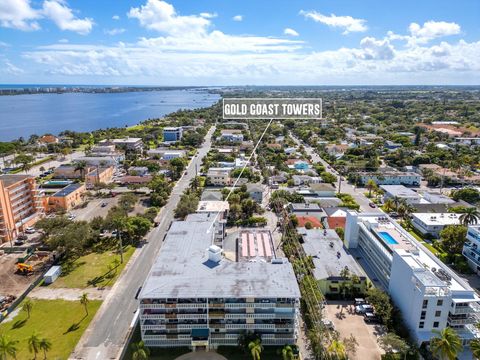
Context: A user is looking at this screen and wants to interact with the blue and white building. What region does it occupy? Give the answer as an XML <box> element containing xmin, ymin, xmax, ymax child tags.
<box><xmin>163</xmin><ymin>127</ymin><xmax>183</xmax><ymax>142</ymax></box>
<box><xmin>345</xmin><ymin>212</ymin><xmax>480</xmax><ymax>353</ymax></box>
<box><xmin>463</xmin><ymin>225</ymin><xmax>480</xmax><ymax>274</ymax></box>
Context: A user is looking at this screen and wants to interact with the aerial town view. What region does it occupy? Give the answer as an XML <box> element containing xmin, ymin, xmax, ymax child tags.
<box><xmin>1</xmin><ymin>1</ymin><xmax>480</xmax><ymax>360</ymax></box>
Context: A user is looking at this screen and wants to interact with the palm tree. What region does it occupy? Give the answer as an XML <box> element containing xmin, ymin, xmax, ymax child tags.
<box><xmin>383</xmin><ymin>199</ymin><xmax>395</xmax><ymax>213</ymax></box>
<box><xmin>131</xmin><ymin>341</ymin><xmax>150</xmax><ymax>360</ymax></box>
<box><xmin>391</xmin><ymin>196</ymin><xmax>402</xmax><ymax>212</ymax></box>
<box><xmin>248</xmin><ymin>339</ymin><xmax>263</xmax><ymax>360</ymax></box>
<box><xmin>112</xmin><ymin>216</ymin><xmax>125</xmax><ymax>263</ymax></box>
<box><xmin>27</xmin><ymin>333</ymin><xmax>41</xmax><ymax>360</ymax></box>
<box><xmin>0</xmin><ymin>334</ymin><xmax>18</xmax><ymax>360</ymax></box>
<box><xmin>39</xmin><ymin>337</ymin><xmax>52</xmax><ymax>360</ymax></box>
<box><xmin>470</xmin><ymin>338</ymin><xmax>480</xmax><ymax>359</ymax></box>
<box><xmin>74</xmin><ymin>160</ymin><xmax>88</xmax><ymax>181</ymax></box>
<box><xmin>23</xmin><ymin>299</ymin><xmax>33</xmax><ymax>320</ymax></box>
<box><xmin>79</xmin><ymin>293</ymin><xmax>89</xmax><ymax>317</ymax></box>
<box><xmin>366</xmin><ymin>179</ymin><xmax>377</xmax><ymax>198</ymax></box>
<box><xmin>430</xmin><ymin>328</ymin><xmax>463</xmax><ymax>360</ymax></box>
<box><xmin>327</xmin><ymin>339</ymin><xmax>347</xmax><ymax>360</ymax></box>
<box><xmin>459</xmin><ymin>207</ymin><xmax>480</xmax><ymax>226</ymax></box>
<box><xmin>281</xmin><ymin>344</ymin><xmax>294</xmax><ymax>360</ymax></box>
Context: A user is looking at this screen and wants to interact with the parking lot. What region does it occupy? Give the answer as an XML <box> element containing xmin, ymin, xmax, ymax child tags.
<box><xmin>324</xmin><ymin>301</ymin><xmax>385</xmax><ymax>360</ymax></box>
<box><xmin>70</xmin><ymin>197</ymin><xmax>119</xmax><ymax>221</ymax></box>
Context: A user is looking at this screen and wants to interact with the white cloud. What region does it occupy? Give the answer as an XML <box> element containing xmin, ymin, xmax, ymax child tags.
<box><xmin>300</xmin><ymin>10</ymin><xmax>367</xmax><ymax>34</ymax></box>
<box><xmin>232</xmin><ymin>15</ymin><xmax>243</xmax><ymax>22</ymax></box>
<box><xmin>357</xmin><ymin>37</ymin><xmax>395</xmax><ymax>60</ymax></box>
<box><xmin>105</xmin><ymin>28</ymin><xmax>126</xmax><ymax>36</ymax></box>
<box><xmin>58</xmin><ymin>38</ymin><xmax>69</xmax><ymax>43</ymax></box>
<box><xmin>200</xmin><ymin>12</ymin><xmax>217</xmax><ymax>19</ymax></box>
<box><xmin>284</xmin><ymin>28</ymin><xmax>299</xmax><ymax>37</ymax></box>
<box><xmin>112</xmin><ymin>15</ymin><xmax>120</xmax><ymax>20</ymax></box>
<box><xmin>0</xmin><ymin>0</ymin><xmax>40</xmax><ymax>31</ymax></box>
<box><xmin>2</xmin><ymin>60</ymin><xmax>24</xmax><ymax>75</ymax></box>
<box><xmin>128</xmin><ymin>0</ymin><xmax>210</xmax><ymax>36</ymax></box>
<box><xmin>408</xmin><ymin>21</ymin><xmax>461</xmax><ymax>43</ymax></box>
<box><xmin>42</xmin><ymin>0</ymin><xmax>94</xmax><ymax>35</ymax></box>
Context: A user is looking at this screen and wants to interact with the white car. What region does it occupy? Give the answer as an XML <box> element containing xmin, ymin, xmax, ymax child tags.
<box><xmin>67</xmin><ymin>214</ymin><xmax>76</xmax><ymax>220</ymax></box>
<box><xmin>25</xmin><ymin>227</ymin><xmax>36</xmax><ymax>234</ymax></box>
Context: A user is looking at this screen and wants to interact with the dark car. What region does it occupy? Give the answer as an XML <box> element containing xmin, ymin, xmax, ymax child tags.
<box><xmin>369</xmin><ymin>203</ymin><xmax>376</xmax><ymax>208</ymax></box>
<box><xmin>17</xmin><ymin>234</ymin><xmax>28</xmax><ymax>241</ymax></box>
<box><xmin>14</xmin><ymin>240</ymin><xmax>24</xmax><ymax>246</ymax></box>
<box><xmin>101</xmin><ymin>202</ymin><xmax>108</xmax><ymax>207</ymax></box>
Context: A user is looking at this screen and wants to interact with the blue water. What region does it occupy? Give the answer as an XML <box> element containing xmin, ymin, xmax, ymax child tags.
<box><xmin>0</xmin><ymin>89</ymin><xmax>220</xmax><ymax>141</ymax></box>
<box><xmin>379</xmin><ymin>231</ymin><xmax>398</xmax><ymax>245</ymax></box>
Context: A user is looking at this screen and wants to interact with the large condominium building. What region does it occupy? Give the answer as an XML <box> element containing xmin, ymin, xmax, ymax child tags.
<box><xmin>138</xmin><ymin>219</ymin><xmax>300</xmax><ymax>350</ymax></box>
<box><xmin>345</xmin><ymin>212</ymin><xmax>480</xmax><ymax>352</ymax></box>
<box><xmin>463</xmin><ymin>225</ymin><xmax>480</xmax><ymax>275</ymax></box>
<box><xmin>0</xmin><ymin>175</ymin><xmax>44</xmax><ymax>243</ymax></box>
<box><xmin>99</xmin><ymin>137</ymin><xmax>144</xmax><ymax>151</ymax></box>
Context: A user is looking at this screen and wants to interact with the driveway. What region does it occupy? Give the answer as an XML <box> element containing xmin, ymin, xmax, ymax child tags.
<box><xmin>175</xmin><ymin>352</ymin><xmax>227</xmax><ymax>360</ymax></box>
<box><xmin>324</xmin><ymin>301</ymin><xmax>385</xmax><ymax>360</ymax></box>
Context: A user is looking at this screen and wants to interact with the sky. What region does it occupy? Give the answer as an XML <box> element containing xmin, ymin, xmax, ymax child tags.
<box><xmin>0</xmin><ymin>0</ymin><xmax>479</xmax><ymax>86</ymax></box>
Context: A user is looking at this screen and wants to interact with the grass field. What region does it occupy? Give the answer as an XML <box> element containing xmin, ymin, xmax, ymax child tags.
<box><xmin>51</xmin><ymin>246</ymin><xmax>136</xmax><ymax>289</ymax></box>
<box><xmin>0</xmin><ymin>298</ymin><xmax>101</xmax><ymax>360</ymax></box>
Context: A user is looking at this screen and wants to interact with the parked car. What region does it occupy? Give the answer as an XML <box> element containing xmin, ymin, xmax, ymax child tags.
<box><xmin>101</xmin><ymin>202</ymin><xmax>108</xmax><ymax>207</ymax></box>
<box><xmin>25</xmin><ymin>227</ymin><xmax>36</xmax><ymax>234</ymax></box>
<box><xmin>17</xmin><ymin>234</ymin><xmax>28</xmax><ymax>241</ymax></box>
<box><xmin>369</xmin><ymin>202</ymin><xmax>376</xmax><ymax>208</ymax></box>
<box><xmin>67</xmin><ymin>214</ymin><xmax>76</xmax><ymax>220</ymax></box>
<box><xmin>355</xmin><ymin>304</ymin><xmax>374</xmax><ymax>314</ymax></box>
<box><xmin>354</xmin><ymin>298</ymin><xmax>366</xmax><ymax>306</ymax></box>
<box><xmin>363</xmin><ymin>312</ymin><xmax>380</xmax><ymax>323</ymax></box>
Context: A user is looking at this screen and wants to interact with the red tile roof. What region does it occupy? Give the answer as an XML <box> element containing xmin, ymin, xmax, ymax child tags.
<box><xmin>297</xmin><ymin>216</ymin><xmax>323</xmax><ymax>228</ymax></box>
<box><xmin>327</xmin><ymin>217</ymin><xmax>346</xmax><ymax>229</ymax></box>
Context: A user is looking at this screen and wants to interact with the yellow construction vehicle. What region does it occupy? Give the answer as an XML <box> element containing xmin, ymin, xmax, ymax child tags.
<box><xmin>16</xmin><ymin>263</ymin><xmax>33</xmax><ymax>275</ymax></box>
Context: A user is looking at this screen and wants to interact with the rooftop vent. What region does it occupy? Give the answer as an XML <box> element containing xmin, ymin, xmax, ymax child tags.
<box><xmin>207</xmin><ymin>245</ymin><xmax>222</xmax><ymax>263</ymax></box>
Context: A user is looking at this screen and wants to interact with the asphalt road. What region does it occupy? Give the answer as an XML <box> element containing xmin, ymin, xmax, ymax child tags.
<box><xmin>70</xmin><ymin>197</ymin><xmax>119</xmax><ymax>222</ymax></box>
<box><xmin>290</xmin><ymin>133</ymin><xmax>382</xmax><ymax>214</ymax></box>
<box><xmin>70</xmin><ymin>126</ymin><xmax>215</xmax><ymax>360</ymax></box>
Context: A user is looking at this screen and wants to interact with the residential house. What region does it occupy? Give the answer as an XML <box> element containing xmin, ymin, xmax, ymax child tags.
<box><xmin>411</xmin><ymin>213</ymin><xmax>462</xmax><ymax>238</ymax></box>
<box><xmin>246</xmin><ymin>183</ymin><xmax>264</xmax><ymax>204</ymax></box>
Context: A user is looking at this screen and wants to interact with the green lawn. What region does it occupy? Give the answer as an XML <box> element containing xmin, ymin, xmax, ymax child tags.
<box><xmin>0</xmin><ymin>298</ymin><xmax>101</xmax><ymax>360</ymax></box>
<box><xmin>407</xmin><ymin>229</ymin><xmax>440</xmax><ymax>256</ymax></box>
<box><xmin>51</xmin><ymin>246</ymin><xmax>136</xmax><ymax>289</ymax></box>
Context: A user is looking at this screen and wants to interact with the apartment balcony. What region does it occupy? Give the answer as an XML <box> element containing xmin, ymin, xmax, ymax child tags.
<box><xmin>451</xmin><ymin>303</ymin><xmax>480</xmax><ymax>315</ymax></box>
<box><xmin>209</xmin><ymin>303</ymin><xmax>225</xmax><ymax>308</ymax></box>
<box><xmin>448</xmin><ymin>316</ymin><xmax>478</xmax><ymax>326</ymax></box>
<box><xmin>209</xmin><ymin>311</ymin><xmax>226</xmax><ymax>319</ymax></box>
<box><xmin>165</xmin><ymin>313</ymin><xmax>177</xmax><ymax>319</ymax></box>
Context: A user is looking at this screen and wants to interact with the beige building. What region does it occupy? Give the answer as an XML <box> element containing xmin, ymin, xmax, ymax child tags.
<box><xmin>0</xmin><ymin>175</ymin><xmax>44</xmax><ymax>243</ymax></box>
<box><xmin>44</xmin><ymin>183</ymin><xmax>86</xmax><ymax>212</ymax></box>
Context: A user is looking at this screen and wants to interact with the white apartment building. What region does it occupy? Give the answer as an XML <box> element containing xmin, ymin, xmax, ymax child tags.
<box><xmin>411</xmin><ymin>213</ymin><xmax>461</xmax><ymax>238</ymax></box>
<box><xmin>207</xmin><ymin>168</ymin><xmax>232</xmax><ymax>186</ymax></box>
<box><xmin>138</xmin><ymin>219</ymin><xmax>300</xmax><ymax>349</ymax></box>
<box><xmin>380</xmin><ymin>185</ymin><xmax>422</xmax><ymax>204</ymax></box>
<box><xmin>462</xmin><ymin>225</ymin><xmax>480</xmax><ymax>274</ymax></box>
<box><xmin>345</xmin><ymin>212</ymin><xmax>480</xmax><ymax>352</ymax></box>
<box><xmin>357</xmin><ymin>171</ymin><xmax>421</xmax><ymax>186</ymax></box>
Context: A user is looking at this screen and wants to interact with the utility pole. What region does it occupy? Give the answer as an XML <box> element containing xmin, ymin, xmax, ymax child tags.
<box><xmin>337</xmin><ymin>173</ymin><xmax>342</xmax><ymax>194</ymax></box>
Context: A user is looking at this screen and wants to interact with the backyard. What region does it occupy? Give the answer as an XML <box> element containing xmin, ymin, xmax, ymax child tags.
<box><xmin>0</xmin><ymin>298</ymin><xmax>101</xmax><ymax>359</ymax></box>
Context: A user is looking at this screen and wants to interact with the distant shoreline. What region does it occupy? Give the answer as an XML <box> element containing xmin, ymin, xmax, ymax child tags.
<box><xmin>0</xmin><ymin>86</ymin><xmax>218</xmax><ymax>96</ymax></box>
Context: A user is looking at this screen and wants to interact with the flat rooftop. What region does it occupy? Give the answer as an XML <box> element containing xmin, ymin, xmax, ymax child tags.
<box><xmin>412</xmin><ymin>213</ymin><xmax>461</xmax><ymax>226</ymax></box>
<box><xmin>197</xmin><ymin>201</ymin><xmax>229</xmax><ymax>213</ymax></box>
<box><xmin>139</xmin><ymin>220</ymin><xmax>300</xmax><ymax>299</ymax></box>
<box><xmin>299</xmin><ymin>228</ymin><xmax>366</xmax><ymax>280</ymax></box>
<box><xmin>52</xmin><ymin>183</ymin><xmax>83</xmax><ymax>197</ymax></box>
<box><xmin>380</xmin><ymin>185</ymin><xmax>419</xmax><ymax>198</ymax></box>
<box><xmin>0</xmin><ymin>174</ymin><xmax>32</xmax><ymax>187</ymax></box>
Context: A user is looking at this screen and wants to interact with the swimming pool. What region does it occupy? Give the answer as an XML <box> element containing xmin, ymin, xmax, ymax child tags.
<box><xmin>378</xmin><ymin>231</ymin><xmax>398</xmax><ymax>245</ymax></box>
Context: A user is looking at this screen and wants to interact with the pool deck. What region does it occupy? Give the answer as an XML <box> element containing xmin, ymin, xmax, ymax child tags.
<box><xmin>375</xmin><ymin>223</ymin><xmax>416</xmax><ymax>252</ymax></box>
